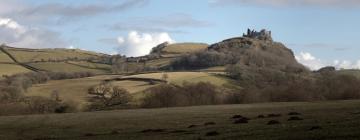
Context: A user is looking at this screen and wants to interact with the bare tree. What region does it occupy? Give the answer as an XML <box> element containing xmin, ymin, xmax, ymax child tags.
<box><xmin>88</xmin><ymin>82</ymin><xmax>131</xmax><ymax>107</ymax></box>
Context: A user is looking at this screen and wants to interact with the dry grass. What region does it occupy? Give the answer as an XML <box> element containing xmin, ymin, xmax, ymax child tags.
<box><xmin>5</xmin><ymin>47</ymin><xmax>105</xmax><ymax>63</ymax></box>
<box><xmin>28</xmin><ymin>62</ymin><xmax>110</xmax><ymax>74</ymax></box>
<box><xmin>0</xmin><ymin>64</ymin><xmax>31</xmax><ymax>76</ymax></box>
<box><xmin>26</xmin><ymin>75</ymin><xmax>159</xmax><ymax>108</ymax></box>
<box><xmin>67</xmin><ymin>61</ymin><xmax>111</xmax><ymax>70</ymax></box>
<box><xmin>0</xmin><ymin>51</ymin><xmax>14</xmax><ymax>63</ymax></box>
<box><xmin>145</xmin><ymin>58</ymin><xmax>174</xmax><ymax>68</ymax></box>
<box><xmin>26</xmin><ymin>75</ymin><xmax>113</xmax><ymax>109</ymax></box>
<box><xmin>337</xmin><ymin>69</ymin><xmax>360</xmax><ymax>78</ymax></box>
<box><xmin>1</xmin><ymin>100</ymin><xmax>360</xmax><ymax>140</ymax></box>
<box><xmin>125</xmin><ymin>72</ymin><xmax>229</xmax><ymax>86</ymax></box>
<box><xmin>162</xmin><ymin>43</ymin><xmax>208</xmax><ymax>54</ymax></box>
<box><xmin>26</xmin><ymin>72</ymin><xmax>233</xmax><ymax>108</ymax></box>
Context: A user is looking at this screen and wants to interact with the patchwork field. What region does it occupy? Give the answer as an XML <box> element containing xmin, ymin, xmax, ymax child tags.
<box><xmin>27</xmin><ymin>62</ymin><xmax>110</xmax><ymax>74</ymax></box>
<box><xmin>4</xmin><ymin>47</ymin><xmax>105</xmax><ymax>63</ymax></box>
<box><xmin>1</xmin><ymin>100</ymin><xmax>360</xmax><ymax>140</ymax></box>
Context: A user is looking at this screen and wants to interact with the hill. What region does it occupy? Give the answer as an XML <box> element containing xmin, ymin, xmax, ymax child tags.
<box><xmin>1</xmin><ymin>100</ymin><xmax>360</xmax><ymax>140</ymax></box>
<box><xmin>0</xmin><ymin>45</ymin><xmax>112</xmax><ymax>76</ymax></box>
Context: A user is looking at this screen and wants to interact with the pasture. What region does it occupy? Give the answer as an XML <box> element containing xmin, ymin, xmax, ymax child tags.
<box><xmin>0</xmin><ymin>100</ymin><xmax>359</xmax><ymax>140</ymax></box>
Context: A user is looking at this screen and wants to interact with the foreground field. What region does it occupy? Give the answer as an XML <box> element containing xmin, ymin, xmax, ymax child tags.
<box><xmin>1</xmin><ymin>100</ymin><xmax>360</xmax><ymax>140</ymax></box>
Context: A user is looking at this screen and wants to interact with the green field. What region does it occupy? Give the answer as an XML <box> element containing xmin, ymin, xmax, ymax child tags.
<box><xmin>28</xmin><ymin>62</ymin><xmax>110</xmax><ymax>74</ymax></box>
<box><xmin>1</xmin><ymin>100</ymin><xmax>360</xmax><ymax>140</ymax></box>
<box><xmin>5</xmin><ymin>47</ymin><xmax>105</xmax><ymax>63</ymax></box>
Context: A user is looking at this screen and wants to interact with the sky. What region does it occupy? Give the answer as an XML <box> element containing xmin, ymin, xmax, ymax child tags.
<box><xmin>0</xmin><ymin>0</ymin><xmax>360</xmax><ymax>70</ymax></box>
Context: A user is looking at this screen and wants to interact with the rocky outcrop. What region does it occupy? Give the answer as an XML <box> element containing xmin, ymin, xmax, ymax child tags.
<box><xmin>209</xmin><ymin>30</ymin><xmax>307</xmax><ymax>73</ymax></box>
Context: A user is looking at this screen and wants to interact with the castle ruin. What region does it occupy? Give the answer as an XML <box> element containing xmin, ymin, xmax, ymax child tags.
<box><xmin>243</xmin><ymin>29</ymin><xmax>272</xmax><ymax>41</ymax></box>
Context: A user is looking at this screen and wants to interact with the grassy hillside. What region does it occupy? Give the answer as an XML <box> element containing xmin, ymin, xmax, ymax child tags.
<box><xmin>27</xmin><ymin>75</ymin><xmax>117</xmax><ymax>108</ymax></box>
<box><xmin>0</xmin><ymin>64</ymin><xmax>31</xmax><ymax>76</ymax></box>
<box><xmin>0</xmin><ymin>51</ymin><xmax>14</xmax><ymax>63</ymax></box>
<box><xmin>4</xmin><ymin>47</ymin><xmax>105</xmax><ymax>63</ymax></box>
<box><xmin>27</xmin><ymin>62</ymin><xmax>110</xmax><ymax>74</ymax></box>
<box><xmin>1</xmin><ymin>100</ymin><xmax>360</xmax><ymax>140</ymax></box>
<box><xmin>26</xmin><ymin>72</ymin><xmax>235</xmax><ymax>108</ymax></box>
<box><xmin>337</xmin><ymin>69</ymin><xmax>360</xmax><ymax>78</ymax></box>
<box><xmin>125</xmin><ymin>72</ymin><xmax>230</xmax><ymax>86</ymax></box>
<box><xmin>0</xmin><ymin>50</ymin><xmax>31</xmax><ymax>76</ymax></box>
<box><xmin>0</xmin><ymin>46</ymin><xmax>112</xmax><ymax>75</ymax></box>
<box><xmin>162</xmin><ymin>43</ymin><xmax>208</xmax><ymax>54</ymax></box>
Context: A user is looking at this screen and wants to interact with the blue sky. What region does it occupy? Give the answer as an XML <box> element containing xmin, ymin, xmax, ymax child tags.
<box><xmin>1</xmin><ymin>0</ymin><xmax>360</xmax><ymax>70</ymax></box>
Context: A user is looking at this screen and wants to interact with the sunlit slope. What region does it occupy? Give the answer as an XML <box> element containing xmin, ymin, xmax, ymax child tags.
<box><xmin>4</xmin><ymin>47</ymin><xmax>105</xmax><ymax>63</ymax></box>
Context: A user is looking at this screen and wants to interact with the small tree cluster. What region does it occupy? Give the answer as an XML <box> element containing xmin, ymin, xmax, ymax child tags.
<box><xmin>87</xmin><ymin>82</ymin><xmax>132</xmax><ymax>110</ymax></box>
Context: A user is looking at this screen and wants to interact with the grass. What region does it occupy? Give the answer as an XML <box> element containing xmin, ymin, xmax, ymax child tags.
<box><xmin>125</xmin><ymin>72</ymin><xmax>230</xmax><ymax>86</ymax></box>
<box><xmin>0</xmin><ymin>51</ymin><xmax>14</xmax><ymax>63</ymax></box>
<box><xmin>26</xmin><ymin>72</ymin><xmax>234</xmax><ymax>109</ymax></box>
<box><xmin>5</xmin><ymin>47</ymin><xmax>105</xmax><ymax>63</ymax></box>
<box><xmin>0</xmin><ymin>64</ymin><xmax>31</xmax><ymax>76</ymax></box>
<box><xmin>28</xmin><ymin>62</ymin><xmax>110</xmax><ymax>74</ymax></box>
<box><xmin>337</xmin><ymin>69</ymin><xmax>360</xmax><ymax>78</ymax></box>
<box><xmin>67</xmin><ymin>61</ymin><xmax>111</xmax><ymax>70</ymax></box>
<box><xmin>26</xmin><ymin>75</ymin><xmax>159</xmax><ymax>108</ymax></box>
<box><xmin>26</xmin><ymin>75</ymin><xmax>113</xmax><ymax>109</ymax></box>
<box><xmin>145</xmin><ymin>58</ymin><xmax>174</xmax><ymax>68</ymax></box>
<box><xmin>1</xmin><ymin>100</ymin><xmax>360</xmax><ymax>140</ymax></box>
<box><xmin>162</xmin><ymin>43</ymin><xmax>208</xmax><ymax>54</ymax></box>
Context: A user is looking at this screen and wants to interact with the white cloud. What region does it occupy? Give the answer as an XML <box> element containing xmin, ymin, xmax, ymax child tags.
<box><xmin>296</xmin><ymin>51</ymin><xmax>360</xmax><ymax>70</ymax></box>
<box><xmin>333</xmin><ymin>60</ymin><xmax>360</xmax><ymax>69</ymax></box>
<box><xmin>116</xmin><ymin>31</ymin><xmax>175</xmax><ymax>57</ymax></box>
<box><xmin>0</xmin><ymin>17</ymin><xmax>67</xmax><ymax>48</ymax></box>
<box><xmin>295</xmin><ymin>52</ymin><xmax>325</xmax><ymax>70</ymax></box>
